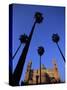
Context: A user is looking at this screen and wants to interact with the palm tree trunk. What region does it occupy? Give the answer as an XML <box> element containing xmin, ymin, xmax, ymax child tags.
<box><xmin>56</xmin><ymin>43</ymin><xmax>65</xmax><ymax>62</ymax></box>
<box><xmin>12</xmin><ymin>21</ymin><xmax>37</xmax><ymax>85</ymax></box>
<box><xmin>12</xmin><ymin>43</ymin><xmax>22</xmax><ymax>60</ymax></box>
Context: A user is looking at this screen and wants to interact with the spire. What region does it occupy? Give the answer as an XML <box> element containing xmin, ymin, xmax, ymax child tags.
<box><xmin>27</xmin><ymin>60</ymin><xmax>32</xmax><ymax>71</ymax></box>
<box><xmin>52</xmin><ymin>59</ymin><xmax>57</xmax><ymax>68</ymax></box>
<box><xmin>52</xmin><ymin>59</ymin><xmax>60</xmax><ymax>81</ymax></box>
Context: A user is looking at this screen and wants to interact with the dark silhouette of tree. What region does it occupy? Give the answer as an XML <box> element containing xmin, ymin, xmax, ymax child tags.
<box><xmin>38</xmin><ymin>46</ymin><xmax>44</xmax><ymax>56</ymax></box>
<box><xmin>52</xmin><ymin>33</ymin><xmax>65</xmax><ymax>62</ymax></box>
<box><xmin>12</xmin><ymin>12</ymin><xmax>44</xmax><ymax>86</ymax></box>
<box><xmin>35</xmin><ymin>12</ymin><xmax>43</xmax><ymax>23</ymax></box>
<box><xmin>12</xmin><ymin>34</ymin><xmax>28</xmax><ymax>60</ymax></box>
<box><xmin>37</xmin><ymin>46</ymin><xmax>44</xmax><ymax>84</ymax></box>
<box><xmin>19</xmin><ymin>34</ymin><xmax>29</xmax><ymax>43</ymax></box>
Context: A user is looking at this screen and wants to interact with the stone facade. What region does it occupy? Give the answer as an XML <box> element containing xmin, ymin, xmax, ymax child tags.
<box><xmin>24</xmin><ymin>60</ymin><xmax>60</xmax><ymax>84</ymax></box>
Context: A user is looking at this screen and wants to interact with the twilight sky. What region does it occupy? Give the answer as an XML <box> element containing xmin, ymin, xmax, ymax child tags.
<box><xmin>12</xmin><ymin>4</ymin><xmax>65</xmax><ymax>84</ymax></box>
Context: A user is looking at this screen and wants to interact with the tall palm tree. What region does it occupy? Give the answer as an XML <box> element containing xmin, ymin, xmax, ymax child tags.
<box><xmin>12</xmin><ymin>12</ymin><xmax>44</xmax><ymax>86</ymax></box>
<box><xmin>37</xmin><ymin>46</ymin><xmax>44</xmax><ymax>84</ymax></box>
<box><xmin>12</xmin><ymin>12</ymin><xmax>43</xmax><ymax>60</ymax></box>
<box><xmin>52</xmin><ymin>33</ymin><xmax>65</xmax><ymax>62</ymax></box>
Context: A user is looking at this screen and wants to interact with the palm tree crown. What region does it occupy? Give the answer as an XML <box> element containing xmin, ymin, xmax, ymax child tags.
<box><xmin>37</xmin><ymin>46</ymin><xmax>44</xmax><ymax>56</ymax></box>
<box><xmin>52</xmin><ymin>34</ymin><xmax>60</xmax><ymax>43</ymax></box>
<box><xmin>35</xmin><ymin>12</ymin><xmax>43</xmax><ymax>23</ymax></box>
<box><xmin>19</xmin><ymin>34</ymin><xmax>29</xmax><ymax>44</ymax></box>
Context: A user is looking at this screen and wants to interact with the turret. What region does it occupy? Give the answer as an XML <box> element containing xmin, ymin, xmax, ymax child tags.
<box><xmin>24</xmin><ymin>61</ymin><xmax>32</xmax><ymax>82</ymax></box>
<box><xmin>52</xmin><ymin>59</ymin><xmax>60</xmax><ymax>82</ymax></box>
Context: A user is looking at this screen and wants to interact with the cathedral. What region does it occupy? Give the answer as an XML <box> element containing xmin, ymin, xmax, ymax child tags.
<box><xmin>23</xmin><ymin>60</ymin><xmax>61</xmax><ymax>85</ymax></box>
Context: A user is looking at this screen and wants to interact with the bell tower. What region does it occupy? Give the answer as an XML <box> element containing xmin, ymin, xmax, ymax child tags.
<box><xmin>52</xmin><ymin>59</ymin><xmax>60</xmax><ymax>82</ymax></box>
<box><xmin>24</xmin><ymin>61</ymin><xmax>32</xmax><ymax>82</ymax></box>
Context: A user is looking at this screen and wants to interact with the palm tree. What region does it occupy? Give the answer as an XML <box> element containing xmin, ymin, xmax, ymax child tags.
<box><xmin>12</xmin><ymin>12</ymin><xmax>44</xmax><ymax>86</ymax></box>
<box><xmin>52</xmin><ymin>33</ymin><xmax>65</xmax><ymax>62</ymax></box>
<box><xmin>37</xmin><ymin>46</ymin><xmax>44</xmax><ymax>84</ymax></box>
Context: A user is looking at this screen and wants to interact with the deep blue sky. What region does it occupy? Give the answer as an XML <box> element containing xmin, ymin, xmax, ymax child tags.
<box><xmin>12</xmin><ymin>4</ymin><xmax>65</xmax><ymax>84</ymax></box>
